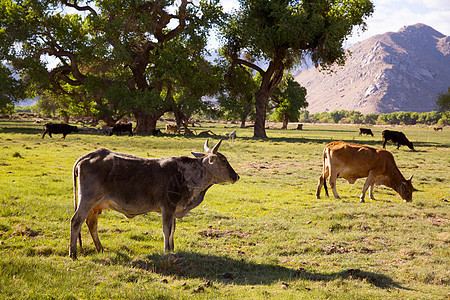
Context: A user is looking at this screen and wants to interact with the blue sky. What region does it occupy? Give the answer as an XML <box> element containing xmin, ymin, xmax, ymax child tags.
<box><xmin>220</xmin><ymin>0</ymin><xmax>450</xmax><ymax>46</ymax></box>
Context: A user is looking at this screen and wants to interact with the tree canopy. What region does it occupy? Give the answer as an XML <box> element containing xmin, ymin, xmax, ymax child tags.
<box><xmin>221</xmin><ymin>0</ymin><xmax>374</xmax><ymax>137</ymax></box>
<box><xmin>436</xmin><ymin>87</ymin><xmax>450</xmax><ymax>112</ymax></box>
<box><xmin>0</xmin><ymin>0</ymin><xmax>223</xmax><ymax>131</ymax></box>
<box><xmin>270</xmin><ymin>74</ymin><xmax>307</xmax><ymax>129</ymax></box>
<box><xmin>1</xmin><ymin>0</ymin><xmax>375</xmax><ymax>134</ymax></box>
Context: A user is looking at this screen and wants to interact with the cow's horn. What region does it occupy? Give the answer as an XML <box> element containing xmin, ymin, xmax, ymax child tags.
<box><xmin>204</xmin><ymin>138</ymin><xmax>211</xmax><ymax>152</ymax></box>
<box><xmin>408</xmin><ymin>175</ymin><xmax>413</xmax><ymax>181</ymax></box>
<box><xmin>211</xmin><ymin>139</ymin><xmax>223</xmax><ymax>154</ymax></box>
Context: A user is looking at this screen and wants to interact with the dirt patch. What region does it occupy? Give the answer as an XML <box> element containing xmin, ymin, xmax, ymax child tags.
<box><xmin>322</xmin><ymin>243</ymin><xmax>376</xmax><ymax>254</ymax></box>
<box><xmin>198</xmin><ymin>227</ymin><xmax>251</xmax><ymax>239</ymax></box>
<box><xmin>427</xmin><ymin>217</ymin><xmax>450</xmax><ymax>226</ymax></box>
<box><xmin>12</xmin><ymin>224</ymin><xmax>40</xmax><ymax>237</ymax></box>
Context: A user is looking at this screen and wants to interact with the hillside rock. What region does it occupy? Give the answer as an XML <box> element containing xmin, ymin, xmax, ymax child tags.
<box><xmin>294</xmin><ymin>23</ymin><xmax>450</xmax><ymax>114</ymax></box>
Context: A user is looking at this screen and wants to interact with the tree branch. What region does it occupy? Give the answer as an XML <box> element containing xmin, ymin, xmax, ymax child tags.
<box><xmin>235</xmin><ymin>58</ymin><xmax>265</xmax><ymax>76</ymax></box>
<box><xmin>61</xmin><ymin>0</ymin><xmax>97</xmax><ymax>16</ymax></box>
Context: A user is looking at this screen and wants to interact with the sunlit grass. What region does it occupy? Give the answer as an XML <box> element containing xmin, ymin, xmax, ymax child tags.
<box><xmin>0</xmin><ymin>120</ymin><xmax>449</xmax><ymax>299</ymax></box>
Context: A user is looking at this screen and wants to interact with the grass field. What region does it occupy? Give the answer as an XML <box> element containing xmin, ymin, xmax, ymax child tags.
<box><xmin>0</xmin><ymin>120</ymin><xmax>449</xmax><ymax>299</ymax></box>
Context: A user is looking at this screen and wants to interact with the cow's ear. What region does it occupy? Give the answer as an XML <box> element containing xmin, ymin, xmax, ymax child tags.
<box><xmin>191</xmin><ymin>152</ymin><xmax>205</xmax><ymax>158</ymax></box>
<box><xmin>208</xmin><ymin>154</ymin><xmax>217</xmax><ymax>164</ymax></box>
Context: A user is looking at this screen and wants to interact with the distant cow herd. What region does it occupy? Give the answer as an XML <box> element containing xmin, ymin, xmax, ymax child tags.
<box><xmin>35</xmin><ymin>121</ymin><xmax>443</xmax><ymax>259</ymax></box>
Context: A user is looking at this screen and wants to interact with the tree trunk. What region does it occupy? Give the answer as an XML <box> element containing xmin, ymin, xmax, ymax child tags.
<box><xmin>254</xmin><ymin>90</ymin><xmax>268</xmax><ymax>138</ymax></box>
<box><xmin>133</xmin><ymin>111</ymin><xmax>159</xmax><ymax>133</ymax></box>
<box><xmin>240</xmin><ymin>117</ymin><xmax>246</xmax><ymax>128</ymax></box>
<box><xmin>281</xmin><ymin>114</ymin><xmax>289</xmax><ymax>129</ymax></box>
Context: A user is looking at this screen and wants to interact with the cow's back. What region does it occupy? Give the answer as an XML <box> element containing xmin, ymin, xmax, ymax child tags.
<box><xmin>326</xmin><ymin>141</ymin><xmax>394</xmax><ymax>178</ymax></box>
<box><xmin>75</xmin><ymin>149</ymin><xmax>199</xmax><ymax>215</ymax></box>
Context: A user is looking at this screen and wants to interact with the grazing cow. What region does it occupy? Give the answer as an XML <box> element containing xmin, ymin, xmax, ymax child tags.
<box><xmin>382</xmin><ymin>130</ymin><xmax>414</xmax><ymax>150</ymax></box>
<box><xmin>165</xmin><ymin>124</ymin><xmax>179</xmax><ymax>134</ymax></box>
<box><xmin>297</xmin><ymin>124</ymin><xmax>303</xmax><ymax>130</ymax></box>
<box><xmin>316</xmin><ymin>141</ymin><xmax>413</xmax><ymax>203</ymax></box>
<box><xmin>434</xmin><ymin>127</ymin><xmax>443</xmax><ymax>131</ymax></box>
<box><xmin>359</xmin><ymin>128</ymin><xmax>374</xmax><ymax>136</ymax></box>
<box><xmin>110</xmin><ymin>122</ymin><xmax>133</xmax><ymax>136</ymax></box>
<box><xmin>69</xmin><ymin>139</ymin><xmax>239</xmax><ymax>260</ymax></box>
<box><xmin>42</xmin><ymin>123</ymin><xmax>78</xmax><ymax>139</ymax></box>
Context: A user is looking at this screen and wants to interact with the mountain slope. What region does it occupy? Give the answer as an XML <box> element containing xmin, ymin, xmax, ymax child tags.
<box><xmin>294</xmin><ymin>23</ymin><xmax>450</xmax><ymax>114</ymax></box>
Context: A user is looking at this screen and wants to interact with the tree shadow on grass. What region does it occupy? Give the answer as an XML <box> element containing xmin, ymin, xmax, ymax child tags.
<box><xmin>98</xmin><ymin>251</ymin><xmax>411</xmax><ymax>290</ymax></box>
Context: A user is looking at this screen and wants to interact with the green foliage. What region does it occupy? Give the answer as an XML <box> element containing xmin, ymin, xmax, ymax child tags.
<box><xmin>436</xmin><ymin>87</ymin><xmax>450</xmax><ymax>112</ymax></box>
<box><xmin>218</xmin><ymin>65</ymin><xmax>258</xmax><ymax>127</ymax></box>
<box><xmin>304</xmin><ymin>110</ymin><xmax>446</xmax><ymax>126</ymax></box>
<box><xmin>0</xmin><ymin>64</ymin><xmax>25</xmax><ymax>113</ymax></box>
<box><xmin>221</xmin><ymin>0</ymin><xmax>374</xmax><ymax>137</ymax></box>
<box><xmin>0</xmin><ymin>0</ymin><xmax>224</xmax><ymax>131</ymax></box>
<box><xmin>270</xmin><ymin>75</ymin><xmax>308</xmax><ymax>128</ymax></box>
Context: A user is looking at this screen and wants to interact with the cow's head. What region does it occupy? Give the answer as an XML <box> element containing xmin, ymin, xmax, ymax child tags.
<box><xmin>191</xmin><ymin>139</ymin><xmax>239</xmax><ymax>184</ymax></box>
<box><xmin>73</xmin><ymin>126</ymin><xmax>79</xmax><ymax>132</ymax></box>
<box><xmin>400</xmin><ymin>175</ymin><xmax>413</xmax><ymax>202</ymax></box>
<box><xmin>407</xmin><ymin>141</ymin><xmax>414</xmax><ymax>151</ymax></box>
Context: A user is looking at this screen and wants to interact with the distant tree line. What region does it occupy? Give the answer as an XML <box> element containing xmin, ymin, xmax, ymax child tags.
<box><xmin>298</xmin><ymin>110</ymin><xmax>449</xmax><ymax>126</ymax></box>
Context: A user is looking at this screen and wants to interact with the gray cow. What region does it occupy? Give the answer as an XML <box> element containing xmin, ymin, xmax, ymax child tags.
<box><xmin>70</xmin><ymin>139</ymin><xmax>239</xmax><ymax>260</ymax></box>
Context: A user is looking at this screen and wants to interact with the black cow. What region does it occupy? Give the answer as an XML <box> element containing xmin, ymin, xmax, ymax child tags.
<box><xmin>110</xmin><ymin>122</ymin><xmax>133</xmax><ymax>136</ymax></box>
<box><xmin>42</xmin><ymin>123</ymin><xmax>78</xmax><ymax>139</ymax></box>
<box><xmin>151</xmin><ymin>129</ymin><xmax>162</xmax><ymax>136</ymax></box>
<box><xmin>359</xmin><ymin>128</ymin><xmax>374</xmax><ymax>136</ymax></box>
<box><xmin>382</xmin><ymin>130</ymin><xmax>414</xmax><ymax>150</ymax></box>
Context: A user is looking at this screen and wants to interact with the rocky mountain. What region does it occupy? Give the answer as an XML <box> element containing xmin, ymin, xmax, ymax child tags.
<box><xmin>294</xmin><ymin>23</ymin><xmax>450</xmax><ymax>114</ymax></box>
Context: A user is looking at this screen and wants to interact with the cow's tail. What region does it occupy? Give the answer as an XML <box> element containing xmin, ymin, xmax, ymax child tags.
<box><xmin>73</xmin><ymin>157</ymin><xmax>82</xmax><ymax>248</ymax></box>
<box><xmin>322</xmin><ymin>147</ymin><xmax>329</xmax><ymax>197</ymax></box>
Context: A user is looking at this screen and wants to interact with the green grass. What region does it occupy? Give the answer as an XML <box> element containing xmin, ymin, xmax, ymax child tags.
<box><xmin>0</xmin><ymin>120</ymin><xmax>449</xmax><ymax>299</ymax></box>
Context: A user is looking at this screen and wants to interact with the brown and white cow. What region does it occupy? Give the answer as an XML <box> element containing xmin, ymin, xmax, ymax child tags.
<box><xmin>165</xmin><ymin>124</ymin><xmax>179</xmax><ymax>134</ymax></box>
<box><xmin>70</xmin><ymin>139</ymin><xmax>239</xmax><ymax>260</ymax></box>
<box><xmin>316</xmin><ymin>141</ymin><xmax>413</xmax><ymax>203</ymax></box>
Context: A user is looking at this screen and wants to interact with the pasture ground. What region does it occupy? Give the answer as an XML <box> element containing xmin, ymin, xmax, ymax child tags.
<box><xmin>0</xmin><ymin>120</ymin><xmax>449</xmax><ymax>299</ymax></box>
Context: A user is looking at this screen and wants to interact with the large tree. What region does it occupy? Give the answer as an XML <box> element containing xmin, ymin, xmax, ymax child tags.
<box><xmin>221</xmin><ymin>0</ymin><xmax>374</xmax><ymax>138</ymax></box>
<box><xmin>270</xmin><ymin>74</ymin><xmax>307</xmax><ymax>129</ymax></box>
<box><xmin>218</xmin><ymin>64</ymin><xmax>257</xmax><ymax>128</ymax></box>
<box><xmin>0</xmin><ymin>0</ymin><xmax>222</xmax><ymax>132</ymax></box>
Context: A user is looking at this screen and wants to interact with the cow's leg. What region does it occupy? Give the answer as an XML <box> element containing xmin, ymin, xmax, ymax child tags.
<box><xmin>382</xmin><ymin>139</ymin><xmax>386</xmax><ymax>148</ymax></box>
<box><xmin>368</xmin><ymin>184</ymin><xmax>376</xmax><ymax>200</ymax></box>
<box><xmin>360</xmin><ymin>172</ymin><xmax>375</xmax><ymax>203</ymax></box>
<box><xmin>316</xmin><ymin>175</ymin><xmax>324</xmax><ymax>199</ymax></box>
<box><xmin>316</xmin><ymin>171</ymin><xmax>329</xmax><ymax>199</ymax></box>
<box><xmin>48</xmin><ymin>132</ymin><xmax>53</xmax><ymax>138</ymax></box>
<box><xmin>396</xmin><ymin>143</ymin><xmax>400</xmax><ymax>149</ymax></box>
<box><xmin>70</xmin><ymin>206</ymin><xmax>92</xmax><ymax>260</ymax></box>
<box><xmin>162</xmin><ymin>209</ymin><xmax>176</xmax><ymax>251</ymax></box>
<box><xmin>329</xmin><ymin>172</ymin><xmax>340</xmax><ymax>199</ymax></box>
<box><xmin>86</xmin><ymin>208</ymin><xmax>103</xmax><ymax>253</ymax></box>
<box><xmin>316</xmin><ymin>161</ymin><xmax>330</xmax><ymax>199</ymax></box>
